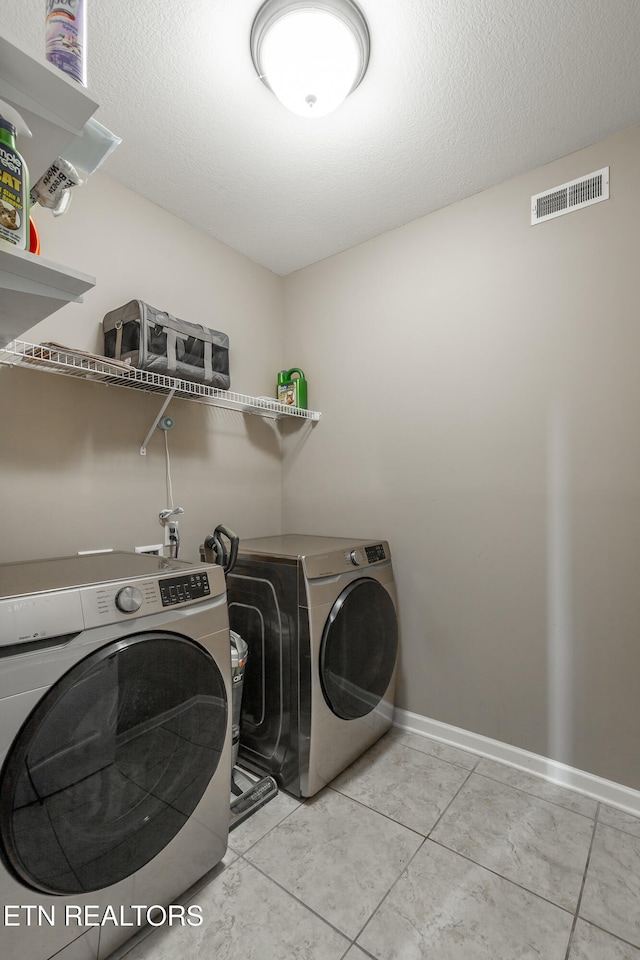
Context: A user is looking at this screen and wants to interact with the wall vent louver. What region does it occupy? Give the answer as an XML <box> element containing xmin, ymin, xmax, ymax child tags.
<box><xmin>531</xmin><ymin>167</ymin><xmax>609</xmax><ymax>224</ymax></box>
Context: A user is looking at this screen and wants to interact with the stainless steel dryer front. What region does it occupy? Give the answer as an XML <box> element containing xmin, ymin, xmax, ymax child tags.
<box><xmin>0</xmin><ymin>551</ymin><xmax>232</xmax><ymax>960</ymax></box>
<box><xmin>227</xmin><ymin>535</ymin><xmax>398</xmax><ymax>797</ymax></box>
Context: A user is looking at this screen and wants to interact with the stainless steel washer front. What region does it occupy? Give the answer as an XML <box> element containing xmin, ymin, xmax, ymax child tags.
<box><xmin>0</xmin><ymin>552</ymin><xmax>232</xmax><ymax>960</ymax></box>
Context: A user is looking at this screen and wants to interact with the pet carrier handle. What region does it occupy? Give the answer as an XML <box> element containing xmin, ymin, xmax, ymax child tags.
<box><xmin>114</xmin><ymin>319</ymin><xmax>123</xmax><ymax>360</ymax></box>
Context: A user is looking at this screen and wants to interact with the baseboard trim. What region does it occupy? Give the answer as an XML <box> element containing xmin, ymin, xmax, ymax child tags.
<box><xmin>393</xmin><ymin>708</ymin><xmax>640</xmax><ymax>817</ymax></box>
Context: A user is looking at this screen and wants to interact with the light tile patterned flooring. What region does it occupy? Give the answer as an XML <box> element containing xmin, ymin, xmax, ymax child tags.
<box><xmin>118</xmin><ymin>728</ymin><xmax>640</xmax><ymax>960</ymax></box>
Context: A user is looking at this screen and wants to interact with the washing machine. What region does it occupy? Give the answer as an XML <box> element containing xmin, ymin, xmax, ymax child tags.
<box><xmin>226</xmin><ymin>535</ymin><xmax>398</xmax><ymax>797</ymax></box>
<box><xmin>0</xmin><ymin>551</ymin><xmax>232</xmax><ymax>960</ymax></box>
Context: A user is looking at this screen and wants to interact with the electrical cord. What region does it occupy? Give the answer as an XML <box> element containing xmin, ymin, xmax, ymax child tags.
<box><xmin>164</xmin><ymin>429</ymin><xmax>174</xmax><ymax>508</ymax></box>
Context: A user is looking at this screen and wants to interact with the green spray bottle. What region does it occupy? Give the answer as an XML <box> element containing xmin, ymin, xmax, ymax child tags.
<box><xmin>0</xmin><ymin>100</ymin><xmax>31</xmax><ymax>251</ymax></box>
<box><xmin>277</xmin><ymin>368</ymin><xmax>308</xmax><ymax>409</ymax></box>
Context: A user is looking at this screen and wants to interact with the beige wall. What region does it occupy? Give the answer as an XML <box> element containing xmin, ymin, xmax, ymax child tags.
<box><xmin>4</xmin><ymin>126</ymin><xmax>640</xmax><ymax>791</ymax></box>
<box><xmin>1</xmin><ymin>173</ymin><xmax>286</xmax><ymax>563</ymax></box>
<box><xmin>282</xmin><ymin>125</ymin><xmax>640</xmax><ymax>790</ymax></box>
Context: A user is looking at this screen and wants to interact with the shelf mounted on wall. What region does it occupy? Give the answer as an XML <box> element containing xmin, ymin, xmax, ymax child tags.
<box><xmin>0</xmin><ymin>341</ymin><xmax>322</xmax><ymax>429</ymax></box>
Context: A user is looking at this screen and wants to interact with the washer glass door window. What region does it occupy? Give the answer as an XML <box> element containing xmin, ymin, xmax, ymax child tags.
<box><xmin>0</xmin><ymin>632</ymin><xmax>228</xmax><ymax>895</ymax></box>
<box><xmin>319</xmin><ymin>578</ymin><xmax>398</xmax><ymax>720</ymax></box>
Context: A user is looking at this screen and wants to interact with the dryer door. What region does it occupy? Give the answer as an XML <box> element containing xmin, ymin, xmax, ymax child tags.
<box><xmin>319</xmin><ymin>577</ymin><xmax>398</xmax><ymax>720</ymax></box>
<box><xmin>0</xmin><ymin>631</ymin><xmax>228</xmax><ymax>895</ymax></box>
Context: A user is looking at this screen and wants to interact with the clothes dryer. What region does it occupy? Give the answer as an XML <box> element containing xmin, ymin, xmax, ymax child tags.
<box><xmin>227</xmin><ymin>535</ymin><xmax>398</xmax><ymax>797</ymax></box>
<box><xmin>0</xmin><ymin>552</ymin><xmax>232</xmax><ymax>960</ymax></box>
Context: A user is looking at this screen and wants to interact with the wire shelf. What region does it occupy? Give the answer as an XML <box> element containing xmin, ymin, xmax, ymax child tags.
<box><xmin>0</xmin><ymin>340</ymin><xmax>321</xmax><ymax>421</ymax></box>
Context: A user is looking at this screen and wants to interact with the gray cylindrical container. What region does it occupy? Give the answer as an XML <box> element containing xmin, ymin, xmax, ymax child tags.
<box><xmin>45</xmin><ymin>0</ymin><xmax>87</xmax><ymax>85</ymax></box>
<box><xmin>230</xmin><ymin>630</ymin><xmax>248</xmax><ymax>770</ymax></box>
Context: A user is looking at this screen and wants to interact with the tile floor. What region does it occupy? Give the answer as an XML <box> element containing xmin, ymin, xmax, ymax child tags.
<box><xmin>116</xmin><ymin>728</ymin><xmax>640</xmax><ymax>960</ymax></box>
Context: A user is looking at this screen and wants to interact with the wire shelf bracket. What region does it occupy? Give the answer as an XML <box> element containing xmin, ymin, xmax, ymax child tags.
<box><xmin>140</xmin><ymin>390</ymin><xmax>176</xmax><ymax>456</ymax></box>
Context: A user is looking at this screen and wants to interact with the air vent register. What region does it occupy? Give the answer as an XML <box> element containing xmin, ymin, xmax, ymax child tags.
<box><xmin>531</xmin><ymin>167</ymin><xmax>609</xmax><ymax>224</ymax></box>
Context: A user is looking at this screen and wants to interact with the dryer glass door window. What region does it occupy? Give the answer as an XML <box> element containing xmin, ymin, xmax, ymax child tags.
<box><xmin>0</xmin><ymin>632</ymin><xmax>228</xmax><ymax>896</ymax></box>
<box><xmin>320</xmin><ymin>578</ymin><xmax>398</xmax><ymax>720</ymax></box>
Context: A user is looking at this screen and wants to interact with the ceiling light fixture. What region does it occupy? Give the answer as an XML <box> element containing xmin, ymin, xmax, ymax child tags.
<box><xmin>250</xmin><ymin>0</ymin><xmax>370</xmax><ymax>118</ymax></box>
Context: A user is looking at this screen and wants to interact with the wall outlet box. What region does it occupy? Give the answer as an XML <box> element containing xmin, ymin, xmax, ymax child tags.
<box><xmin>135</xmin><ymin>544</ymin><xmax>164</xmax><ymax>556</ymax></box>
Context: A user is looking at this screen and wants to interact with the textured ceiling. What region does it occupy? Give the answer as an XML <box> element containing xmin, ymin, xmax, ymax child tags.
<box><xmin>5</xmin><ymin>0</ymin><xmax>640</xmax><ymax>275</ymax></box>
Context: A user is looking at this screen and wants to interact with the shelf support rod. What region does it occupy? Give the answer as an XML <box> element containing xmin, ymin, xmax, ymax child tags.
<box><xmin>140</xmin><ymin>389</ymin><xmax>176</xmax><ymax>455</ymax></box>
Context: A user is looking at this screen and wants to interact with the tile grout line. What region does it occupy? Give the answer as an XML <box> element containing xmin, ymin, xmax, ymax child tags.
<box><xmin>424</xmin><ymin>750</ymin><xmax>597</xmax><ymax>921</ymax></box>
<box><xmin>233</xmin><ymin>780</ymin><xmax>432</xmax><ymax>949</ymax></box>
<box><xmin>426</xmin><ymin>766</ymin><xmax>476</xmax><ymax>836</ymax></box>
<box><xmin>237</xmin><ymin>782</ymin><xmax>431</xmax><ymax>952</ymax></box>
<box><xmin>427</xmin><ymin>836</ymin><xmax>576</xmax><ymax>917</ymax></box>
<box><xmin>578</xmin><ymin>922</ymin><xmax>640</xmax><ymax>953</ymax></box>
<box><xmin>387</xmin><ymin>730</ymin><xmax>482</xmax><ymax>771</ymax></box>
<box><xmin>346</xmin><ymin>768</ymin><xmax>479</xmax><ymax>952</ymax></box>
<box><xmin>327</xmin><ymin>784</ymin><xmax>429</xmax><ymax>841</ymax></box>
<box><xmin>594</xmin><ymin>817</ymin><xmax>640</xmax><ymax>843</ymax></box>
<box><xmin>350</xmin><ymin>835</ymin><xmax>428</xmax><ymax>948</ymax></box>
<box><xmin>467</xmin><ymin>770</ymin><xmax>597</xmax><ymax>823</ymax></box>
<box><xmin>392</xmin><ymin>733</ymin><xmax>600</xmax><ymax>822</ymax></box>
<box><xmin>395</xmin><ymin>731</ymin><xmax>627</xmax><ymax>821</ymax></box>
<box><xmin>236</xmin><ymin>852</ymin><xmax>359</xmax><ymax>945</ymax></box>
<box><xmin>470</xmin><ymin>769</ymin><xmax>599</xmax><ymax>820</ymax></box>
<box><xmin>227</xmin><ymin>798</ymin><xmax>303</xmax><ymax>856</ymax></box>
<box><xmin>563</xmin><ymin>801</ymin><xmax>602</xmax><ymax>960</ymax></box>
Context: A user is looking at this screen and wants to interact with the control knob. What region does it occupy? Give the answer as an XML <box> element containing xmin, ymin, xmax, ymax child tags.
<box><xmin>115</xmin><ymin>585</ymin><xmax>144</xmax><ymax>614</ymax></box>
<box><xmin>349</xmin><ymin>549</ymin><xmax>362</xmax><ymax>566</ymax></box>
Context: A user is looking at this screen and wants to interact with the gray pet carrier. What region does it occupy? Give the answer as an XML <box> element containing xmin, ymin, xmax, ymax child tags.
<box><xmin>103</xmin><ymin>300</ymin><xmax>230</xmax><ymax>389</ymax></box>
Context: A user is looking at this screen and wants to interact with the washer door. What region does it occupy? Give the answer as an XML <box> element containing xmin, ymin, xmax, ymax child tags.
<box><xmin>0</xmin><ymin>631</ymin><xmax>228</xmax><ymax>895</ymax></box>
<box><xmin>319</xmin><ymin>578</ymin><xmax>398</xmax><ymax>720</ymax></box>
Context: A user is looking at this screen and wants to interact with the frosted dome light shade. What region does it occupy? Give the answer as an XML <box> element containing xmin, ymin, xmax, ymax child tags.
<box><xmin>251</xmin><ymin>0</ymin><xmax>370</xmax><ymax>118</ymax></box>
<box><xmin>262</xmin><ymin>10</ymin><xmax>359</xmax><ymax>117</ymax></box>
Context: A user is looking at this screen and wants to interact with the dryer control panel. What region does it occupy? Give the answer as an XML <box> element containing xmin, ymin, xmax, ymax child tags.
<box><xmin>365</xmin><ymin>543</ymin><xmax>387</xmax><ymax>563</ymax></box>
<box><xmin>346</xmin><ymin>543</ymin><xmax>387</xmax><ymax>567</ymax></box>
<box><xmin>303</xmin><ymin>541</ymin><xmax>391</xmax><ymax>580</ymax></box>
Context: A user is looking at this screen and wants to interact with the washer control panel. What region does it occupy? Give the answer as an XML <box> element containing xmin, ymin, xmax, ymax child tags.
<box><xmin>159</xmin><ymin>572</ymin><xmax>211</xmax><ymax>607</ymax></box>
<box><xmin>0</xmin><ymin>555</ymin><xmax>226</xmax><ymax>644</ymax></box>
<box><xmin>80</xmin><ymin>569</ymin><xmax>217</xmax><ymax>628</ymax></box>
